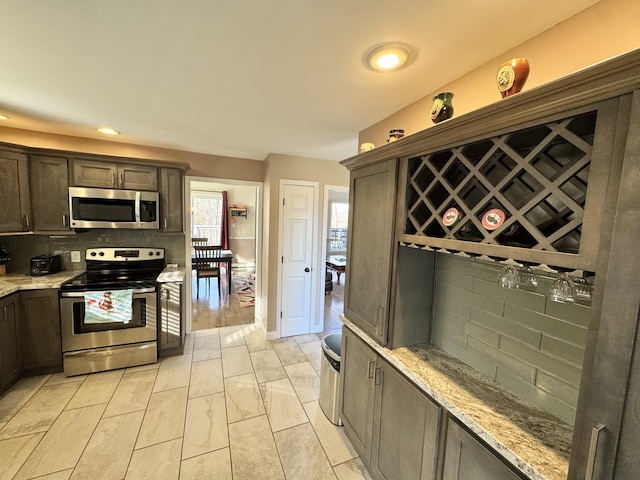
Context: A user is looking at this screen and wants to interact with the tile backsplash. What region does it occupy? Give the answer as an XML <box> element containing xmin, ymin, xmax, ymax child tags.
<box><xmin>0</xmin><ymin>230</ymin><xmax>185</xmax><ymax>274</ymax></box>
<box><xmin>430</xmin><ymin>253</ymin><xmax>591</xmax><ymax>426</ymax></box>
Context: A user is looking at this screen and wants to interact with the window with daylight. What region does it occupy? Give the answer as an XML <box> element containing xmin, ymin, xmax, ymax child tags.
<box><xmin>191</xmin><ymin>191</ymin><xmax>223</xmax><ymax>245</ymax></box>
<box><xmin>329</xmin><ymin>202</ymin><xmax>349</xmax><ymax>252</ymax></box>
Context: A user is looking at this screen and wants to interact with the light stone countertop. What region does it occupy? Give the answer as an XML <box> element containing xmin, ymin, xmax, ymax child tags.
<box><xmin>157</xmin><ymin>266</ymin><xmax>186</xmax><ymax>283</ymax></box>
<box><xmin>0</xmin><ymin>270</ymin><xmax>84</xmax><ymax>298</ymax></box>
<box><xmin>343</xmin><ymin>320</ymin><xmax>572</xmax><ymax>480</ymax></box>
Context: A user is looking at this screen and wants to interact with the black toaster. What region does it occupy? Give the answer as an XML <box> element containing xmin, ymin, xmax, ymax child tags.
<box><xmin>30</xmin><ymin>254</ymin><xmax>63</xmax><ymax>276</ymax></box>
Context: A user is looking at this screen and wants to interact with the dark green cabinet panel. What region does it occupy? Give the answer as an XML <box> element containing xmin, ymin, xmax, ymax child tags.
<box><xmin>341</xmin><ymin>327</ymin><xmax>377</xmax><ymax>464</ymax></box>
<box><xmin>371</xmin><ymin>360</ymin><xmax>441</xmax><ymax>480</ymax></box>
<box><xmin>158</xmin><ymin>282</ymin><xmax>184</xmax><ymax>357</ymax></box>
<box><xmin>160</xmin><ymin>168</ymin><xmax>183</xmax><ymax>232</ymax></box>
<box><xmin>19</xmin><ymin>289</ymin><xmax>63</xmax><ymax>375</ymax></box>
<box><xmin>443</xmin><ymin>420</ymin><xmax>522</xmax><ymax>480</ymax></box>
<box><xmin>344</xmin><ymin>159</ymin><xmax>397</xmax><ymax>345</ymax></box>
<box><xmin>71</xmin><ymin>159</ymin><xmax>157</xmax><ymax>190</ymax></box>
<box><xmin>0</xmin><ymin>150</ymin><xmax>30</xmax><ymax>232</ymax></box>
<box><xmin>30</xmin><ymin>155</ymin><xmax>71</xmax><ymax>231</ymax></box>
<box><xmin>342</xmin><ymin>327</ymin><xmax>440</xmax><ymax>480</ymax></box>
<box><xmin>0</xmin><ymin>294</ymin><xmax>21</xmax><ymax>393</ymax></box>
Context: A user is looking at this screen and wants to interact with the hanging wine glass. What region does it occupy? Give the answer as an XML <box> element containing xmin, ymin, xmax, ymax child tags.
<box><xmin>519</xmin><ymin>261</ymin><xmax>538</xmax><ymax>287</ymax></box>
<box><xmin>549</xmin><ymin>272</ymin><xmax>576</xmax><ymax>303</ymax></box>
<box><xmin>498</xmin><ymin>264</ymin><xmax>520</xmax><ymax>289</ymax></box>
<box><xmin>572</xmin><ymin>275</ymin><xmax>593</xmax><ymax>301</ymax></box>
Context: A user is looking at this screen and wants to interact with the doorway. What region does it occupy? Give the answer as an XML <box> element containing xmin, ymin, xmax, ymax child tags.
<box><xmin>321</xmin><ymin>185</ymin><xmax>349</xmax><ymax>334</ymax></box>
<box><xmin>185</xmin><ymin>177</ymin><xmax>262</xmax><ymax>333</ymax></box>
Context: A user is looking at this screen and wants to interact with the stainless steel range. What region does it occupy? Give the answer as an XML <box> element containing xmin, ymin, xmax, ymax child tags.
<box><xmin>60</xmin><ymin>247</ymin><xmax>165</xmax><ymax>376</ymax></box>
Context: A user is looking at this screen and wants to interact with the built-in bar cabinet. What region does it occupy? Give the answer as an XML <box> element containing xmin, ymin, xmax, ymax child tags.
<box><xmin>340</xmin><ymin>49</ymin><xmax>640</xmax><ymax>479</ymax></box>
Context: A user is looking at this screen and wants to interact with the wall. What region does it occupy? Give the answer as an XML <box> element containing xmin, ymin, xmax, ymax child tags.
<box><xmin>359</xmin><ymin>0</ymin><xmax>640</xmax><ymax>148</ymax></box>
<box><xmin>262</xmin><ymin>153</ymin><xmax>349</xmax><ymax>334</ymax></box>
<box><xmin>0</xmin><ymin>126</ymin><xmax>264</xmax><ymax>181</ymax></box>
<box><xmin>431</xmin><ymin>253</ymin><xmax>589</xmax><ymax>426</ymax></box>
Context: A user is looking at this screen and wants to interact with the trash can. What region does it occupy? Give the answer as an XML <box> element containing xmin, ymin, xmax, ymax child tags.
<box><xmin>319</xmin><ymin>332</ymin><xmax>343</xmax><ymax>426</ymax></box>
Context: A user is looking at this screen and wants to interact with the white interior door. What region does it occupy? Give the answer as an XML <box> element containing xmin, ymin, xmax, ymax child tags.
<box><xmin>280</xmin><ymin>182</ymin><xmax>317</xmax><ymax>337</ymax></box>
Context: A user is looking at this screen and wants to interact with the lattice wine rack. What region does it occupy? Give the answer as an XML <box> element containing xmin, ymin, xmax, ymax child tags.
<box><xmin>403</xmin><ymin>110</ymin><xmax>600</xmax><ymax>267</ymax></box>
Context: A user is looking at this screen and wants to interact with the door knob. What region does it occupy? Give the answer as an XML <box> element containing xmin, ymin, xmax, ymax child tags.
<box><xmin>305</xmin><ymin>267</ymin><xmax>311</xmax><ymax>272</ymax></box>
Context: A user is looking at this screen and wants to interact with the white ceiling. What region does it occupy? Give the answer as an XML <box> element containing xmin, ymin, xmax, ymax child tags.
<box><xmin>0</xmin><ymin>1</ymin><xmax>601</xmax><ymax>162</ymax></box>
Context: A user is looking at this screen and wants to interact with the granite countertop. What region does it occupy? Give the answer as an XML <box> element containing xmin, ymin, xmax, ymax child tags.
<box><xmin>0</xmin><ymin>270</ymin><xmax>84</xmax><ymax>298</ymax></box>
<box><xmin>343</xmin><ymin>320</ymin><xmax>572</xmax><ymax>480</ymax></box>
<box><xmin>157</xmin><ymin>266</ymin><xmax>186</xmax><ymax>283</ymax></box>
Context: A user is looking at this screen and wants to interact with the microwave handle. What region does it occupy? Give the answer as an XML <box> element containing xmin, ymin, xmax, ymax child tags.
<box><xmin>135</xmin><ymin>191</ymin><xmax>141</xmax><ymax>223</ymax></box>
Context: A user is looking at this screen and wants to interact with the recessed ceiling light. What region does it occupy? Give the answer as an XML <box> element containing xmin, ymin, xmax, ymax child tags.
<box><xmin>364</xmin><ymin>43</ymin><xmax>414</xmax><ymax>72</ymax></box>
<box><xmin>97</xmin><ymin>127</ymin><xmax>120</xmax><ymax>136</ymax></box>
<box><xmin>0</xmin><ymin>114</ymin><xmax>9</xmax><ymax>120</ymax></box>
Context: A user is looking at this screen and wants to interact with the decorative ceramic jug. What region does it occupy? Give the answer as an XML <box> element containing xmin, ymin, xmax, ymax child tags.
<box><xmin>496</xmin><ymin>58</ymin><xmax>530</xmax><ymax>98</ymax></box>
<box><xmin>387</xmin><ymin>129</ymin><xmax>405</xmax><ymax>142</ymax></box>
<box><xmin>430</xmin><ymin>92</ymin><xmax>454</xmax><ymax>124</ymax></box>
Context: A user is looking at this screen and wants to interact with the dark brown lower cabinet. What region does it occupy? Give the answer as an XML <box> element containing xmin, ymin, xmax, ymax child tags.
<box><xmin>158</xmin><ymin>282</ymin><xmax>185</xmax><ymax>357</ymax></box>
<box><xmin>371</xmin><ymin>360</ymin><xmax>441</xmax><ymax>480</ymax></box>
<box><xmin>19</xmin><ymin>289</ymin><xmax>63</xmax><ymax>375</ymax></box>
<box><xmin>341</xmin><ymin>327</ymin><xmax>440</xmax><ymax>480</ymax></box>
<box><xmin>443</xmin><ymin>420</ymin><xmax>523</xmax><ymax>480</ymax></box>
<box><xmin>0</xmin><ymin>293</ymin><xmax>21</xmax><ymax>394</ymax></box>
<box><xmin>341</xmin><ymin>326</ymin><xmax>377</xmax><ymax>465</ymax></box>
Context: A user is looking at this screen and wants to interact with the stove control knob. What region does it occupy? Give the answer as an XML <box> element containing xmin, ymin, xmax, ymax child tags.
<box><xmin>99</xmin><ymin>252</ymin><xmax>105</xmax><ymax>256</ymax></box>
<box><xmin>148</xmin><ymin>251</ymin><xmax>154</xmax><ymax>256</ymax></box>
<box><xmin>155</xmin><ymin>251</ymin><xmax>161</xmax><ymax>256</ymax></box>
<box><xmin>90</xmin><ymin>252</ymin><xmax>97</xmax><ymax>257</ymax></box>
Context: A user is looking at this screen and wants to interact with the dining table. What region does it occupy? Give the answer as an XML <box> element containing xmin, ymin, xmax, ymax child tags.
<box><xmin>192</xmin><ymin>249</ymin><xmax>233</xmax><ymax>294</ymax></box>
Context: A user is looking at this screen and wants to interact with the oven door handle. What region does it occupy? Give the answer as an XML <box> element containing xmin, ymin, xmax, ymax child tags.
<box><xmin>60</xmin><ymin>287</ymin><xmax>157</xmax><ymax>298</ymax></box>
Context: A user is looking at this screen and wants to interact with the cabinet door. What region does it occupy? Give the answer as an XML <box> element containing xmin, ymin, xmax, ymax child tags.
<box><xmin>158</xmin><ymin>282</ymin><xmax>184</xmax><ymax>357</ymax></box>
<box><xmin>71</xmin><ymin>158</ymin><xmax>118</xmax><ymax>188</ymax></box>
<box><xmin>371</xmin><ymin>360</ymin><xmax>441</xmax><ymax>480</ymax></box>
<box><xmin>344</xmin><ymin>159</ymin><xmax>397</xmax><ymax>345</ymax></box>
<box><xmin>118</xmin><ymin>163</ymin><xmax>158</xmax><ymax>191</ymax></box>
<box><xmin>341</xmin><ymin>327</ymin><xmax>377</xmax><ymax>464</ymax></box>
<box><xmin>20</xmin><ymin>289</ymin><xmax>63</xmax><ymax>374</ymax></box>
<box><xmin>443</xmin><ymin>420</ymin><xmax>523</xmax><ymax>480</ymax></box>
<box><xmin>0</xmin><ymin>150</ymin><xmax>31</xmax><ymax>232</ymax></box>
<box><xmin>30</xmin><ymin>155</ymin><xmax>71</xmax><ymax>231</ymax></box>
<box><xmin>0</xmin><ymin>294</ymin><xmax>21</xmax><ymax>391</ymax></box>
<box><xmin>160</xmin><ymin>168</ymin><xmax>183</xmax><ymax>231</ymax></box>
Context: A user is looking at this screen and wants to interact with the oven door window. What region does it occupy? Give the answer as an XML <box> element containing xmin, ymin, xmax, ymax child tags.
<box><xmin>73</xmin><ymin>294</ymin><xmax>147</xmax><ymax>333</ymax></box>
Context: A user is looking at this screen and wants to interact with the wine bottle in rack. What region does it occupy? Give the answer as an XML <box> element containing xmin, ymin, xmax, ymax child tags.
<box><xmin>481</xmin><ymin>208</ymin><xmax>536</xmax><ymax>248</ymax></box>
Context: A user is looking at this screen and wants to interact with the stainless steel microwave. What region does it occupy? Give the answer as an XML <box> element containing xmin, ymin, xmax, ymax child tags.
<box><xmin>69</xmin><ymin>187</ymin><xmax>159</xmax><ymax>229</ymax></box>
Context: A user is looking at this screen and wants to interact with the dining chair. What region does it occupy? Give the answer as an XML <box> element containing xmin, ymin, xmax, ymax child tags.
<box><xmin>192</xmin><ymin>237</ymin><xmax>208</xmax><ymax>246</ymax></box>
<box><xmin>193</xmin><ymin>245</ymin><xmax>222</xmax><ymax>297</ymax></box>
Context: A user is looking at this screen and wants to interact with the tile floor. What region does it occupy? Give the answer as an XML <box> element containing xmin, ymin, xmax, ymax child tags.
<box><xmin>0</xmin><ymin>324</ymin><xmax>372</xmax><ymax>480</ymax></box>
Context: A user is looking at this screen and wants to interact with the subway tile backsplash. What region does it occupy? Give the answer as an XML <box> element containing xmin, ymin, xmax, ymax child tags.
<box><xmin>431</xmin><ymin>254</ymin><xmax>590</xmax><ymax>426</ymax></box>
<box><xmin>0</xmin><ymin>230</ymin><xmax>185</xmax><ymax>274</ymax></box>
